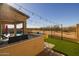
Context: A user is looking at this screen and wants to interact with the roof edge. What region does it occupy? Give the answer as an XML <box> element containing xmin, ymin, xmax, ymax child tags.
<box><xmin>4</xmin><ymin>3</ymin><xmax>30</xmax><ymax>19</ymax></box>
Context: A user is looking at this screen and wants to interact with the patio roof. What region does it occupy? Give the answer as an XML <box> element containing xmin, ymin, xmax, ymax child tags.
<box><xmin>0</xmin><ymin>3</ymin><xmax>29</xmax><ymax>24</ymax></box>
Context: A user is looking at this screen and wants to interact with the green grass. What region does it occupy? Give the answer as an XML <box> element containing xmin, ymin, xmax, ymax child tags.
<box><xmin>46</xmin><ymin>36</ymin><xmax>79</xmax><ymax>56</ymax></box>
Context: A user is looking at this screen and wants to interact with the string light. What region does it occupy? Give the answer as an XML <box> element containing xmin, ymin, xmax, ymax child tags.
<box><xmin>14</xmin><ymin>4</ymin><xmax>59</xmax><ymax>24</ymax></box>
<box><xmin>11</xmin><ymin>3</ymin><xmax>62</xmax><ymax>29</ymax></box>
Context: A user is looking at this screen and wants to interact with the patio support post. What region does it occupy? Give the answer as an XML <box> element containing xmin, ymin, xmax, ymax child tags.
<box><xmin>23</xmin><ymin>21</ymin><xmax>26</xmax><ymax>34</ymax></box>
<box><xmin>14</xmin><ymin>23</ymin><xmax>17</xmax><ymax>36</ymax></box>
<box><xmin>23</xmin><ymin>22</ymin><xmax>24</xmax><ymax>34</ymax></box>
<box><xmin>0</xmin><ymin>24</ymin><xmax>2</xmax><ymax>35</ymax></box>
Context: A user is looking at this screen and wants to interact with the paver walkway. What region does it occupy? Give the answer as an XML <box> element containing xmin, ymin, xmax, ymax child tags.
<box><xmin>37</xmin><ymin>42</ymin><xmax>64</xmax><ymax>56</ymax></box>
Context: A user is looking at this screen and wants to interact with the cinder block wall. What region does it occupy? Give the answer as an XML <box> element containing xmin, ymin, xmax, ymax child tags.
<box><xmin>0</xmin><ymin>36</ymin><xmax>44</xmax><ymax>56</ymax></box>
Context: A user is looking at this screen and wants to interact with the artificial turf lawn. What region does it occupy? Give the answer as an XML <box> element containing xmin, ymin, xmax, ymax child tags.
<box><xmin>46</xmin><ymin>36</ymin><xmax>79</xmax><ymax>56</ymax></box>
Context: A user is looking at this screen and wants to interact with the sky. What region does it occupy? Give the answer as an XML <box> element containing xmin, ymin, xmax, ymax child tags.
<box><xmin>8</xmin><ymin>3</ymin><xmax>79</xmax><ymax>28</ymax></box>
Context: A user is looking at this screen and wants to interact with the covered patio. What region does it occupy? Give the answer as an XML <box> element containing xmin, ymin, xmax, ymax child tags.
<box><xmin>0</xmin><ymin>3</ymin><xmax>44</xmax><ymax>56</ymax></box>
<box><xmin>0</xmin><ymin>3</ymin><xmax>30</xmax><ymax>45</ymax></box>
<box><xmin>0</xmin><ymin>3</ymin><xmax>29</xmax><ymax>36</ymax></box>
